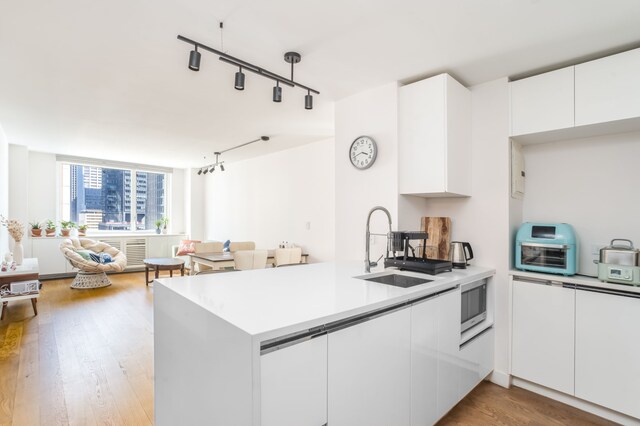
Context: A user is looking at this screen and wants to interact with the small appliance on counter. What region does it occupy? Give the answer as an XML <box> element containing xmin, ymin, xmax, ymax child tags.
<box><xmin>450</xmin><ymin>241</ymin><xmax>473</xmax><ymax>268</ymax></box>
<box><xmin>596</xmin><ymin>239</ymin><xmax>640</xmax><ymax>286</ymax></box>
<box><xmin>515</xmin><ymin>222</ymin><xmax>577</xmax><ymax>276</ymax></box>
<box><xmin>384</xmin><ymin>231</ymin><xmax>453</xmax><ymax>275</ymax></box>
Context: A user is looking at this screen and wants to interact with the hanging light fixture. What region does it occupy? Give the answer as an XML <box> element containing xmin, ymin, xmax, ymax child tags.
<box><xmin>196</xmin><ymin>136</ymin><xmax>269</xmax><ymax>176</ymax></box>
<box><xmin>177</xmin><ymin>27</ymin><xmax>319</xmax><ymax>110</ymax></box>
<box><xmin>189</xmin><ymin>46</ymin><xmax>201</xmax><ymax>71</ymax></box>
<box><xmin>305</xmin><ymin>90</ymin><xmax>313</xmax><ymax>110</ymax></box>
<box><xmin>273</xmin><ymin>81</ymin><xmax>282</xmax><ymax>102</ymax></box>
<box><xmin>234</xmin><ymin>66</ymin><xmax>245</xmax><ymax>90</ymax></box>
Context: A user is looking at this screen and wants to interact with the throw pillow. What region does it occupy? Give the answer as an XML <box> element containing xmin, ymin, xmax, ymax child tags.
<box><xmin>75</xmin><ymin>249</ymin><xmax>95</xmax><ymax>261</ymax></box>
<box><xmin>89</xmin><ymin>252</ymin><xmax>114</xmax><ymax>264</ymax></box>
<box><xmin>223</xmin><ymin>239</ymin><xmax>231</xmax><ymax>252</ymax></box>
<box><xmin>176</xmin><ymin>240</ymin><xmax>201</xmax><ymax>256</ymax></box>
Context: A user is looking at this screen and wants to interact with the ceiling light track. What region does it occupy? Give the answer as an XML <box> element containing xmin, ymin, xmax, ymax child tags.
<box><xmin>177</xmin><ymin>35</ymin><xmax>319</xmax><ymax>108</ymax></box>
<box><xmin>197</xmin><ymin>136</ymin><xmax>270</xmax><ymax>176</ymax></box>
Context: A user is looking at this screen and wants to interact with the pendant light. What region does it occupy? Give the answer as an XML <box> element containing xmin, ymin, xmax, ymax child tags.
<box><xmin>305</xmin><ymin>90</ymin><xmax>313</xmax><ymax>110</ymax></box>
<box><xmin>273</xmin><ymin>81</ymin><xmax>282</xmax><ymax>102</ymax></box>
<box><xmin>188</xmin><ymin>46</ymin><xmax>201</xmax><ymax>71</ymax></box>
<box><xmin>234</xmin><ymin>67</ymin><xmax>245</xmax><ymax>90</ymax></box>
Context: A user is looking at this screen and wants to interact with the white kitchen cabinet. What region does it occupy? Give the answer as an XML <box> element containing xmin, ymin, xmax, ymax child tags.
<box><xmin>436</xmin><ymin>288</ymin><xmax>462</xmax><ymax>417</ymax></box>
<box><xmin>510</xmin><ymin>66</ymin><xmax>575</xmax><ymax>136</ymax></box>
<box><xmin>511</xmin><ymin>277</ymin><xmax>575</xmax><ymax>395</ymax></box>
<box><xmin>410</xmin><ymin>294</ymin><xmax>440</xmax><ymax>426</ymax></box>
<box><xmin>328</xmin><ymin>307</ymin><xmax>411</xmax><ymax>426</ymax></box>
<box><xmin>261</xmin><ymin>335</ymin><xmax>327</xmax><ymax>426</ymax></box>
<box><xmin>575</xmin><ymin>48</ymin><xmax>640</xmax><ymax>126</ymax></box>
<box><xmin>575</xmin><ymin>288</ymin><xmax>640</xmax><ymax>419</ymax></box>
<box><xmin>459</xmin><ymin>327</ymin><xmax>494</xmax><ymax>399</ymax></box>
<box><xmin>398</xmin><ymin>73</ymin><xmax>471</xmax><ymax>197</ymax></box>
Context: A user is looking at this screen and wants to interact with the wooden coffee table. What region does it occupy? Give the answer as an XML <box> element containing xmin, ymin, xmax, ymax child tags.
<box><xmin>144</xmin><ymin>258</ymin><xmax>185</xmax><ymax>286</ymax></box>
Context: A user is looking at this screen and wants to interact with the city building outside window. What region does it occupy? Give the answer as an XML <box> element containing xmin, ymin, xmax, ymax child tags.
<box><xmin>59</xmin><ymin>162</ymin><xmax>168</xmax><ymax>233</ymax></box>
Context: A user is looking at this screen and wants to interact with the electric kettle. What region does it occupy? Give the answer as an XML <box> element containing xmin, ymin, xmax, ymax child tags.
<box><xmin>450</xmin><ymin>242</ymin><xmax>474</xmax><ymax>268</ymax></box>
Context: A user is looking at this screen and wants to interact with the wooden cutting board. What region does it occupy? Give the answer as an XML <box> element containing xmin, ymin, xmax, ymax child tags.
<box><xmin>420</xmin><ymin>217</ymin><xmax>452</xmax><ymax>260</ymax></box>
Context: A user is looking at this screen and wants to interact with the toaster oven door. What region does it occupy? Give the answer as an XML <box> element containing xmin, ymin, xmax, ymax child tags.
<box><xmin>521</xmin><ymin>243</ymin><xmax>568</xmax><ymax>269</ymax></box>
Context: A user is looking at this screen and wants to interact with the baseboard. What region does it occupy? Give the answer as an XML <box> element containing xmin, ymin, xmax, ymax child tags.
<box><xmin>512</xmin><ymin>377</ymin><xmax>640</xmax><ymax>426</ymax></box>
<box><xmin>488</xmin><ymin>369</ymin><xmax>511</xmax><ymax>389</ymax></box>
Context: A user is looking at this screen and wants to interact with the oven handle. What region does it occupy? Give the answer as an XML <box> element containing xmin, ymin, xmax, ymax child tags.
<box><xmin>521</xmin><ymin>242</ymin><xmax>569</xmax><ymax>249</ymax></box>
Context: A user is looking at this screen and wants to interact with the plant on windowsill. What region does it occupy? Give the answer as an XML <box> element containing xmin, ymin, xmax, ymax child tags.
<box><xmin>154</xmin><ymin>219</ymin><xmax>163</xmax><ymax>235</ymax></box>
<box><xmin>60</xmin><ymin>220</ymin><xmax>76</xmax><ymax>237</ymax></box>
<box><xmin>78</xmin><ymin>224</ymin><xmax>88</xmax><ymax>237</ymax></box>
<box><xmin>162</xmin><ymin>217</ymin><xmax>169</xmax><ymax>235</ymax></box>
<box><xmin>45</xmin><ymin>219</ymin><xmax>56</xmax><ymax>237</ymax></box>
<box><xmin>30</xmin><ymin>221</ymin><xmax>43</xmax><ymax>237</ymax></box>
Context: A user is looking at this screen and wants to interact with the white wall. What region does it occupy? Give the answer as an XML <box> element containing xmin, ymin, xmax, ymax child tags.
<box><xmin>522</xmin><ymin>131</ymin><xmax>640</xmax><ymax>276</ymax></box>
<box><xmin>411</xmin><ymin>78</ymin><xmax>511</xmax><ymax>385</ymax></box>
<box><xmin>334</xmin><ymin>82</ymin><xmax>402</xmax><ymax>263</ymax></box>
<box><xmin>8</xmin><ymin>144</ymin><xmax>30</xmax><ymax>253</ymax></box>
<box><xmin>170</xmin><ymin>168</ymin><xmax>187</xmax><ymax>235</ymax></box>
<box><xmin>0</xmin><ymin>125</ymin><xmax>9</xmax><ymax>254</ymax></box>
<box><xmin>203</xmin><ymin>139</ymin><xmax>335</xmax><ymax>262</ymax></box>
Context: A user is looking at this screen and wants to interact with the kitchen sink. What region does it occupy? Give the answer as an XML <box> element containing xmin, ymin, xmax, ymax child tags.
<box><xmin>358</xmin><ymin>273</ymin><xmax>433</xmax><ymax>288</ymax></box>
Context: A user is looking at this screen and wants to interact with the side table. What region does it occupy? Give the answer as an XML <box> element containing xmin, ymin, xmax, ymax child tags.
<box><xmin>144</xmin><ymin>258</ymin><xmax>185</xmax><ymax>286</ymax></box>
<box><xmin>0</xmin><ymin>258</ymin><xmax>40</xmax><ymax>320</ymax></box>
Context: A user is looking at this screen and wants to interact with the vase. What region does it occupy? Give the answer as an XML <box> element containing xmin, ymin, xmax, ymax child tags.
<box><xmin>13</xmin><ymin>240</ymin><xmax>24</xmax><ymax>266</ymax></box>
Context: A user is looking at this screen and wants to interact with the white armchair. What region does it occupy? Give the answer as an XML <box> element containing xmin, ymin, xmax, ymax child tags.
<box><xmin>233</xmin><ymin>250</ymin><xmax>268</xmax><ymax>271</ymax></box>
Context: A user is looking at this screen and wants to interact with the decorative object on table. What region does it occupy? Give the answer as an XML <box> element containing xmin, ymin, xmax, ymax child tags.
<box><xmin>196</xmin><ymin>136</ymin><xmax>269</xmax><ymax>175</ymax></box>
<box><xmin>29</xmin><ymin>221</ymin><xmax>43</xmax><ymax>237</ymax></box>
<box><xmin>349</xmin><ymin>136</ymin><xmax>378</xmax><ymax>170</ymax></box>
<box><xmin>178</xmin><ymin>23</ymin><xmax>319</xmax><ymax>110</ymax></box>
<box><xmin>59</xmin><ymin>238</ymin><xmax>127</xmax><ymax>289</ymax></box>
<box><xmin>420</xmin><ymin>217</ymin><xmax>452</xmax><ymax>260</ymax></box>
<box><xmin>1</xmin><ymin>215</ymin><xmax>25</xmax><ymax>265</ymax></box>
<box><xmin>45</xmin><ymin>219</ymin><xmax>56</xmax><ymax>237</ymax></box>
<box><xmin>4</xmin><ymin>252</ymin><xmax>13</xmax><ymax>264</ymax></box>
<box><xmin>595</xmin><ymin>239</ymin><xmax>640</xmax><ymax>286</ymax></box>
<box><xmin>154</xmin><ymin>219</ymin><xmax>164</xmax><ymax>234</ymax></box>
<box><xmin>59</xmin><ymin>220</ymin><xmax>75</xmax><ymax>237</ymax></box>
<box><xmin>77</xmin><ymin>224</ymin><xmax>88</xmax><ymax>236</ymax></box>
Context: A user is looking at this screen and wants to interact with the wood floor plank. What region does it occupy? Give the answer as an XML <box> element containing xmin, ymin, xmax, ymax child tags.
<box><xmin>11</xmin><ymin>333</ymin><xmax>40</xmax><ymax>426</ymax></box>
<box><xmin>0</xmin><ymin>322</ymin><xmax>23</xmax><ymax>423</ymax></box>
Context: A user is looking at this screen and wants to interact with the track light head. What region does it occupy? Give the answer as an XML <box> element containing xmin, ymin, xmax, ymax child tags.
<box><xmin>197</xmin><ymin>168</ymin><xmax>203</xmax><ymax>175</ymax></box>
<box><xmin>203</xmin><ymin>167</ymin><xmax>209</xmax><ymax>174</ymax></box>
<box><xmin>220</xmin><ymin>164</ymin><xmax>225</xmax><ymax>172</ymax></box>
<box><xmin>189</xmin><ymin>46</ymin><xmax>201</xmax><ymax>71</ymax></box>
<box><xmin>261</xmin><ymin>136</ymin><xmax>270</xmax><ymax>141</ymax></box>
<box><xmin>210</xmin><ymin>165</ymin><xmax>216</xmax><ymax>173</ymax></box>
<box><xmin>235</xmin><ymin>67</ymin><xmax>245</xmax><ymax>90</ymax></box>
<box><xmin>305</xmin><ymin>90</ymin><xmax>313</xmax><ymax>110</ymax></box>
<box><xmin>273</xmin><ymin>82</ymin><xmax>282</xmax><ymax>102</ymax></box>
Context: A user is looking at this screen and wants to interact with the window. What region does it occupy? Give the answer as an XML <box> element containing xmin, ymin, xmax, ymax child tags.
<box><xmin>59</xmin><ymin>162</ymin><xmax>169</xmax><ymax>232</ymax></box>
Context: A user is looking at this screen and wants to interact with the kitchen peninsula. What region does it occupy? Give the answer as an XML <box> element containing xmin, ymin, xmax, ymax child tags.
<box><xmin>154</xmin><ymin>262</ymin><xmax>495</xmax><ymax>426</ymax></box>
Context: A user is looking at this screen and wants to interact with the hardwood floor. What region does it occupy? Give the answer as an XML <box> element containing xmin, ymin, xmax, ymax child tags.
<box><xmin>0</xmin><ymin>272</ymin><xmax>618</xmax><ymax>425</ymax></box>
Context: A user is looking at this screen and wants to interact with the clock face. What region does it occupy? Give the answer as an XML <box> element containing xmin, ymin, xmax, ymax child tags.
<box><xmin>349</xmin><ymin>136</ymin><xmax>377</xmax><ymax>170</ymax></box>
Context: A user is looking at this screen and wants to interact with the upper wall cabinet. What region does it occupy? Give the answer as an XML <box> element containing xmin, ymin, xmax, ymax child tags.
<box><xmin>575</xmin><ymin>48</ymin><xmax>640</xmax><ymax>126</ymax></box>
<box><xmin>510</xmin><ymin>67</ymin><xmax>574</xmax><ymax>136</ymax></box>
<box><xmin>399</xmin><ymin>73</ymin><xmax>471</xmax><ymax>197</ymax></box>
<box><xmin>510</xmin><ymin>48</ymin><xmax>640</xmax><ymax>143</ymax></box>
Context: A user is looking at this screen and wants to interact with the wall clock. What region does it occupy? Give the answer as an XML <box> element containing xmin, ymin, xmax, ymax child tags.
<box><xmin>349</xmin><ymin>136</ymin><xmax>377</xmax><ymax>170</ymax></box>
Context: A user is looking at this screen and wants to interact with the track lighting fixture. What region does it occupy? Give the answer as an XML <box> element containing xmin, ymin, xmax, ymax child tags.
<box><xmin>178</xmin><ymin>30</ymin><xmax>319</xmax><ymax>110</ymax></box>
<box><xmin>189</xmin><ymin>46</ymin><xmax>201</xmax><ymax>71</ymax></box>
<box><xmin>234</xmin><ymin>67</ymin><xmax>245</xmax><ymax>90</ymax></box>
<box><xmin>305</xmin><ymin>90</ymin><xmax>313</xmax><ymax>110</ymax></box>
<box><xmin>196</xmin><ymin>136</ymin><xmax>269</xmax><ymax>176</ymax></box>
<box><xmin>273</xmin><ymin>81</ymin><xmax>282</xmax><ymax>103</ymax></box>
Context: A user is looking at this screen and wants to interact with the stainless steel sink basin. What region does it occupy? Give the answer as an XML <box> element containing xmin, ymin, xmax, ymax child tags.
<box><xmin>359</xmin><ymin>273</ymin><xmax>433</xmax><ymax>288</ymax></box>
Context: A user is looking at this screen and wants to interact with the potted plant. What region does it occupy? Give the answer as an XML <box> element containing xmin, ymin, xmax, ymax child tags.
<box><xmin>162</xmin><ymin>217</ymin><xmax>169</xmax><ymax>234</ymax></box>
<box><xmin>78</xmin><ymin>224</ymin><xmax>88</xmax><ymax>237</ymax></box>
<box><xmin>60</xmin><ymin>220</ymin><xmax>76</xmax><ymax>237</ymax></box>
<box><xmin>45</xmin><ymin>219</ymin><xmax>56</xmax><ymax>237</ymax></box>
<box><xmin>154</xmin><ymin>219</ymin><xmax>163</xmax><ymax>234</ymax></box>
<box><xmin>29</xmin><ymin>221</ymin><xmax>43</xmax><ymax>237</ymax></box>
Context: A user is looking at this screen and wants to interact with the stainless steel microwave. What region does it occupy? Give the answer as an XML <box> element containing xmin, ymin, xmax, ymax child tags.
<box><xmin>461</xmin><ymin>279</ymin><xmax>487</xmax><ymax>332</ymax></box>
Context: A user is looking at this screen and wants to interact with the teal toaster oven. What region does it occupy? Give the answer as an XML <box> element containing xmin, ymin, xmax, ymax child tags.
<box><xmin>515</xmin><ymin>223</ymin><xmax>577</xmax><ymax>276</ymax></box>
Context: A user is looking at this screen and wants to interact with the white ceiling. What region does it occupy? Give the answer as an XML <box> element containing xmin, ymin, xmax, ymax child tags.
<box><xmin>1</xmin><ymin>0</ymin><xmax>639</xmax><ymax>168</ymax></box>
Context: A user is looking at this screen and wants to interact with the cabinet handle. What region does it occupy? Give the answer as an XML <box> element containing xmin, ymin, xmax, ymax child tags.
<box><xmin>575</xmin><ymin>284</ymin><xmax>640</xmax><ymax>299</ymax></box>
<box><xmin>513</xmin><ymin>276</ymin><xmax>573</xmax><ymax>288</ymax></box>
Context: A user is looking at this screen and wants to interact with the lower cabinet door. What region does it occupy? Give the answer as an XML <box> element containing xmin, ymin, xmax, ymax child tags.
<box><xmin>260</xmin><ymin>335</ymin><xmax>327</xmax><ymax>426</ymax></box>
<box><xmin>436</xmin><ymin>289</ymin><xmax>462</xmax><ymax>418</ymax></box>
<box><xmin>459</xmin><ymin>327</ymin><xmax>494</xmax><ymax>398</ymax></box>
<box><xmin>512</xmin><ymin>278</ymin><xmax>575</xmax><ymax>395</ymax></box>
<box><xmin>575</xmin><ymin>289</ymin><xmax>640</xmax><ymax>419</ymax></box>
<box><xmin>328</xmin><ymin>307</ymin><xmax>411</xmax><ymax>426</ymax></box>
<box><xmin>411</xmin><ymin>295</ymin><xmax>439</xmax><ymax>426</ymax></box>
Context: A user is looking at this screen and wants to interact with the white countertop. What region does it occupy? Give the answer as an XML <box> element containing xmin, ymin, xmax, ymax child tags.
<box><xmin>156</xmin><ymin>262</ymin><xmax>495</xmax><ymax>340</ymax></box>
<box><xmin>510</xmin><ymin>269</ymin><xmax>640</xmax><ymax>295</ymax></box>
